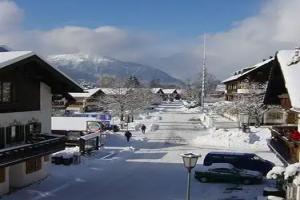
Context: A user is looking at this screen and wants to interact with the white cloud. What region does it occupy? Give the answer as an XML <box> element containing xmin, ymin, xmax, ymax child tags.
<box><xmin>1</xmin><ymin>0</ymin><xmax>300</xmax><ymax>80</ymax></box>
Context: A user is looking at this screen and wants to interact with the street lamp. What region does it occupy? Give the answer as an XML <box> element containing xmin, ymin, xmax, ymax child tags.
<box><xmin>180</xmin><ymin>152</ymin><xmax>201</xmax><ymax>200</ymax></box>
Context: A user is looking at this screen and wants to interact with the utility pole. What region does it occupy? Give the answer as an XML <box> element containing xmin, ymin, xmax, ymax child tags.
<box><xmin>200</xmin><ymin>34</ymin><xmax>206</xmax><ymax>107</ymax></box>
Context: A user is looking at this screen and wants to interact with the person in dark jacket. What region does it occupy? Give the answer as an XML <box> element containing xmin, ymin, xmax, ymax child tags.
<box><xmin>125</xmin><ymin>131</ymin><xmax>132</xmax><ymax>142</ymax></box>
<box><xmin>141</xmin><ymin>124</ymin><xmax>146</xmax><ymax>134</ymax></box>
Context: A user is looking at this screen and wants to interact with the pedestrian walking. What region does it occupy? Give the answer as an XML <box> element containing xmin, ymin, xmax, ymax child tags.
<box><xmin>141</xmin><ymin>124</ymin><xmax>146</xmax><ymax>134</ymax></box>
<box><xmin>124</xmin><ymin>131</ymin><xmax>132</xmax><ymax>142</ymax></box>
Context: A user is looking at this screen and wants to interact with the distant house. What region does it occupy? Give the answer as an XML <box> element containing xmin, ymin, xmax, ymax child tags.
<box><xmin>207</xmin><ymin>84</ymin><xmax>226</xmax><ymax>99</ymax></box>
<box><xmin>99</xmin><ymin>88</ymin><xmax>129</xmax><ymax>96</ymax></box>
<box><xmin>151</xmin><ymin>88</ymin><xmax>164</xmax><ymax>100</ymax></box>
<box><xmin>151</xmin><ymin>88</ymin><xmax>164</xmax><ymax>95</ymax></box>
<box><xmin>0</xmin><ymin>50</ymin><xmax>82</xmax><ymax>195</ymax></box>
<box><xmin>222</xmin><ymin>58</ymin><xmax>274</xmax><ymax>101</ymax></box>
<box><xmin>264</xmin><ymin>48</ymin><xmax>300</xmax><ymax>164</ymax></box>
<box><xmin>162</xmin><ymin>89</ymin><xmax>181</xmax><ymax>100</ymax></box>
<box><xmin>68</xmin><ymin>88</ymin><xmax>105</xmax><ymax>112</ymax></box>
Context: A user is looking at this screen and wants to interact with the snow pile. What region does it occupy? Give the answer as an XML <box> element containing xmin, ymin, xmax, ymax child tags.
<box><xmin>53</xmin><ymin>147</ymin><xmax>80</xmax><ymax>158</ymax></box>
<box><xmin>193</xmin><ymin>127</ymin><xmax>271</xmax><ymax>150</ymax></box>
<box><xmin>155</xmin><ymin>107</ymin><xmax>165</xmax><ymax>112</ymax></box>
<box><xmin>153</xmin><ymin>116</ymin><xmax>162</xmax><ymax>121</ymax></box>
<box><xmin>178</xmin><ymin>106</ymin><xmax>201</xmax><ymax>113</ymax></box>
<box><xmin>293</xmin><ymin>174</ymin><xmax>300</xmax><ymax>185</ymax></box>
<box><xmin>285</xmin><ymin>163</ymin><xmax>300</xmax><ymax>180</ymax></box>
<box><xmin>267</xmin><ymin>163</ymin><xmax>300</xmax><ymax>185</ymax></box>
<box><xmin>150</xmin><ymin>124</ymin><xmax>159</xmax><ymax>131</ymax></box>
<box><xmin>122</xmin><ymin>146</ymin><xmax>136</xmax><ymax>152</ymax></box>
<box><xmin>266</xmin><ymin>166</ymin><xmax>285</xmax><ymax>179</ymax></box>
<box><xmin>134</xmin><ymin>123</ymin><xmax>143</xmax><ymax>131</ymax></box>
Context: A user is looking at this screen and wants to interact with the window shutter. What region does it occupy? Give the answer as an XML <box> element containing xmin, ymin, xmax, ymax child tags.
<box><xmin>5</xmin><ymin>127</ymin><xmax>11</xmax><ymax>144</ymax></box>
<box><xmin>25</xmin><ymin>124</ymin><xmax>31</xmax><ymax>141</ymax></box>
<box><xmin>0</xmin><ymin>128</ymin><xmax>4</xmax><ymax>149</ymax></box>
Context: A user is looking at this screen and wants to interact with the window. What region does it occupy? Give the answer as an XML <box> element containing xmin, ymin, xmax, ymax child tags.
<box><xmin>6</xmin><ymin>125</ymin><xmax>25</xmax><ymax>145</ymax></box>
<box><xmin>268</xmin><ymin>112</ymin><xmax>283</xmax><ymax>120</ymax></box>
<box><xmin>0</xmin><ymin>168</ymin><xmax>5</xmax><ymax>183</ymax></box>
<box><xmin>0</xmin><ymin>81</ymin><xmax>12</xmax><ymax>103</ymax></box>
<box><xmin>26</xmin><ymin>158</ymin><xmax>42</xmax><ymax>174</ymax></box>
<box><xmin>25</xmin><ymin>122</ymin><xmax>42</xmax><ymax>138</ymax></box>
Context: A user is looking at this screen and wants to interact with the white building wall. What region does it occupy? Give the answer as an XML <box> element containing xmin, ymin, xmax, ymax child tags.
<box><xmin>9</xmin><ymin>156</ymin><xmax>50</xmax><ymax>188</ymax></box>
<box><xmin>263</xmin><ymin>108</ymin><xmax>287</xmax><ymax>125</ymax></box>
<box><xmin>0</xmin><ymin>168</ymin><xmax>9</xmax><ymax>195</ymax></box>
<box><xmin>0</xmin><ymin>82</ymin><xmax>52</xmax><ymax>133</ymax></box>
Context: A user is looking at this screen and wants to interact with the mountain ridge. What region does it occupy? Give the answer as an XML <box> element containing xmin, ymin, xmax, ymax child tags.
<box><xmin>47</xmin><ymin>54</ymin><xmax>183</xmax><ymax>85</ymax></box>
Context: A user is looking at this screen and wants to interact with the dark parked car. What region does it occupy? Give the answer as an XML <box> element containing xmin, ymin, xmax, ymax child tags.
<box><xmin>203</xmin><ymin>152</ymin><xmax>274</xmax><ymax>176</ymax></box>
<box><xmin>194</xmin><ymin>163</ymin><xmax>263</xmax><ymax>184</ymax></box>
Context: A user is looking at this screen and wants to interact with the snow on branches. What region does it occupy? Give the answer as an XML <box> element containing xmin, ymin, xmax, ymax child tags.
<box><xmin>97</xmin><ymin>78</ymin><xmax>160</xmax><ymax>121</ymax></box>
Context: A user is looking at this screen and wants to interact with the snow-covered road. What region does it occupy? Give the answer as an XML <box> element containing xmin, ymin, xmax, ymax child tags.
<box><xmin>4</xmin><ymin>102</ymin><xmax>281</xmax><ymax>200</ymax></box>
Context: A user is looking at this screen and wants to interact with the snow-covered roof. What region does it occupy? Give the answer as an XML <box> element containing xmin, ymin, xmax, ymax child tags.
<box><xmin>0</xmin><ymin>51</ymin><xmax>83</xmax><ymax>93</ymax></box>
<box><xmin>69</xmin><ymin>88</ymin><xmax>102</xmax><ymax>98</ymax></box>
<box><xmin>0</xmin><ymin>51</ymin><xmax>34</xmax><ymax>69</ymax></box>
<box><xmin>222</xmin><ymin>58</ymin><xmax>274</xmax><ymax>83</ymax></box>
<box><xmin>162</xmin><ymin>89</ymin><xmax>177</xmax><ymax>94</ymax></box>
<box><xmin>151</xmin><ymin>88</ymin><xmax>163</xmax><ymax>94</ymax></box>
<box><xmin>52</xmin><ymin>117</ymin><xmax>100</xmax><ymax>131</ymax></box>
<box><xmin>176</xmin><ymin>89</ymin><xmax>184</xmax><ymax>94</ymax></box>
<box><xmin>100</xmin><ymin>88</ymin><xmax>129</xmax><ymax>95</ymax></box>
<box><xmin>277</xmin><ymin>50</ymin><xmax>300</xmax><ymax>112</ymax></box>
<box><xmin>215</xmin><ymin>84</ymin><xmax>226</xmax><ymax>92</ymax></box>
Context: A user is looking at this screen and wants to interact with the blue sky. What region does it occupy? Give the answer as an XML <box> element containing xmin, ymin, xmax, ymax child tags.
<box><xmin>15</xmin><ymin>0</ymin><xmax>262</xmax><ymax>37</ymax></box>
<box><xmin>3</xmin><ymin>0</ymin><xmax>298</xmax><ymax>80</ymax></box>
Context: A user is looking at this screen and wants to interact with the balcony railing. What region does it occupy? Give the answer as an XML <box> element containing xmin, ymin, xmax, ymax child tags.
<box><xmin>270</xmin><ymin>125</ymin><xmax>298</xmax><ymax>143</ymax></box>
<box><xmin>0</xmin><ymin>134</ymin><xmax>65</xmax><ymax>167</ymax></box>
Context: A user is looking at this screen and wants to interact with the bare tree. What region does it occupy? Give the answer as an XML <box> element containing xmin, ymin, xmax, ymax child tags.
<box><xmin>183</xmin><ymin>73</ymin><xmax>219</xmax><ymax>103</ymax></box>
<box><xmin>236</xmin><ymin>82</ymin><xmax>267</xmax><ymax>126</ymax></box>
<box><xmin>97</xmin><ymin>78</ymin><xmax>158</xmax><ymax>125</ymax></box>
<box><xmin>213</xmin><ymin>82</ymin><xmax>267</xmax><ymax>126</ymax></box>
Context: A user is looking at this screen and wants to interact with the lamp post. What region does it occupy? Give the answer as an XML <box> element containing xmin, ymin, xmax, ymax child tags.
<box><xmin>180</xmin><ymin>153</ymin><xmax>201</xmax><ymax>200</ymax></box>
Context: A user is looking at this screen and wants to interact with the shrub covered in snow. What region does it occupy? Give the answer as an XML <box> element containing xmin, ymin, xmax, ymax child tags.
<box><xmin>284</xmin><ymin>163</ymin><xmax>300</xmax><ymax>181</ymax></box>
<box><xmin>267</xmin><ymin>166</ymin><xmax>285</xmax><ymax>180</ymax></box>
<box><xmin>267</xmin><ymin>163</ymin><xmax>300</xmax><ymax>189</ymax></box>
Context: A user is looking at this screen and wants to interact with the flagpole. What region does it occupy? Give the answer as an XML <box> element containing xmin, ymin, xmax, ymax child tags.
<box><xmin>201</xmin><ymin>34</ymin><xmax>206</xmax><ymax>107</ymax></box>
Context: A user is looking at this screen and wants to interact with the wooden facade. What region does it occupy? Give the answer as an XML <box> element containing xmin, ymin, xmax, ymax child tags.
<box><xmin>223</xmin><ymin>58</ymin><xmax>273</xmax><ymax>101</ymax></box>
<box><xmin>0</xmin><ymin>51</ymin><xmax>83</xmax><ymax>194</ymax></box>
<box><xmin>265</xmin><ymin>53</ymin><xmax>300</xmax><ymax>164</ymax></box>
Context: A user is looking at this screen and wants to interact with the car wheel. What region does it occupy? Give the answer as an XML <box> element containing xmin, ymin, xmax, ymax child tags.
<box><xmin>199</xmin><ymin>177</ymin><xmax>208</xmax><ymax>183</ymax></box>
<box><xmin>243</xmin><ymin>179</ymin><xmax>251</xmax><ymax>185</ymax></box>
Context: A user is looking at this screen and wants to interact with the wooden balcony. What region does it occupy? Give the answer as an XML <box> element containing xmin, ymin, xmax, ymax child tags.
<box><xmin>270</xmin><ymin>125</ymin><xmax>298</xmax><ymax>143</ymax></box>
<box><xmin>269</xmin><ymin>125</ymin><xmax>299</xmax><ymax>164</ymax></box>
<box><xmin>0</xmin><ymin>134</ymin><xmax>65</xmax><ymax>167</ymax></box>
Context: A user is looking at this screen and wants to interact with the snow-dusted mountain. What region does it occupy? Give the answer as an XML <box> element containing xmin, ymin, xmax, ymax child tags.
<box><xmin>47</xmin><ymin>54</ymin><xmax>182</xmax><ymax>85</ymax></box>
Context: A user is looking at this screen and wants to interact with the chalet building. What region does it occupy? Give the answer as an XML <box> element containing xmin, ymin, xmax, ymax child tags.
<box><xmin>151</xmin><ymin>88</ymin><xmax>165</xmax><ymax>101</ymax></box>
<box><xmin>0</xmin><ymin>50</ymin><xmax>82</xmax><ymax>195</ymax></box>
<box><xmin>68</xmin><ymin>88</ymin><xmax>105</xmax><ymax>112</ymax></box>
<box><xmin>222</xmin><ymin>58</ymin><xmax>274</xmax><ymax>101</ymax></box>
<box><xmin>264</xmin><ymin>48</ymin><xmax>300</xmax><ymax>164</ymax></box>
<box><xmin>162</xmin><ymin>89</ymin><xmax>181</xmax><ymax>100</ymax></box>
<box><xmin>207</xmin><ymin>84</ymin><xmax>226</xmax><ymax>99</ymax></box>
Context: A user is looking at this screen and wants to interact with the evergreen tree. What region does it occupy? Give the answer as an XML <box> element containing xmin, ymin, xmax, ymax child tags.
<box><xmin>126</xmin><ymin>75</ymin><xmax>140</xmax><ymax>88</ymax></box>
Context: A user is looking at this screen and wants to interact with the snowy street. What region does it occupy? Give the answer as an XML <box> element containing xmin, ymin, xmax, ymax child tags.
<box><xmin>4</xmin><ymin>102</ymin><xmax>281</xmax><ymax>200</ymax></box>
